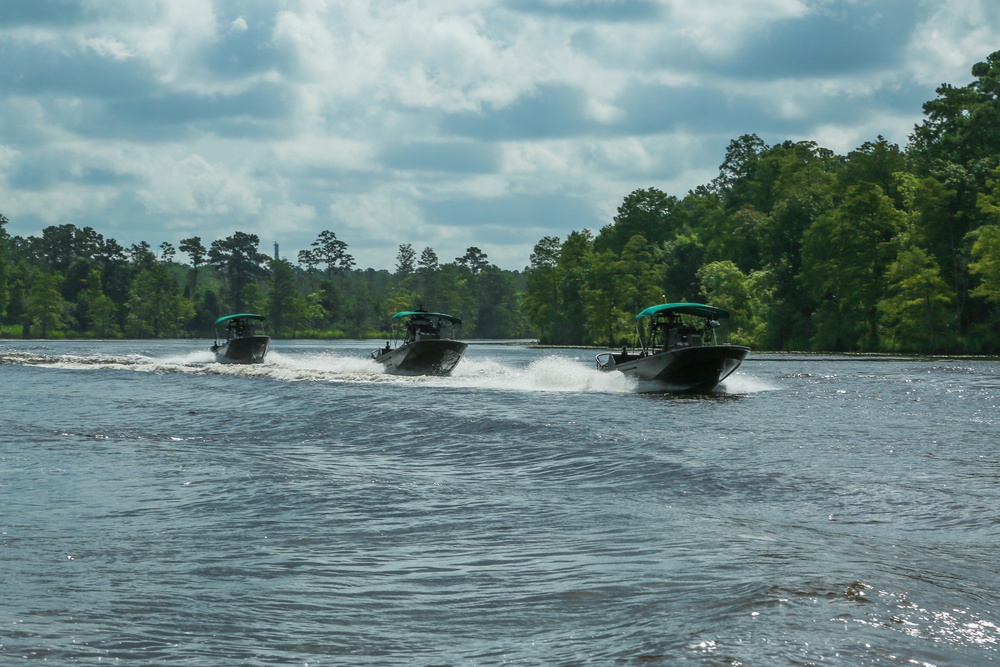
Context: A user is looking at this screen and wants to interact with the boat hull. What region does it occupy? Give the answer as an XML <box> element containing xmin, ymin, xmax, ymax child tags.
<box><xmin>212</xmin><ymin>335</ymin><xmax>270</xmax><ymax>364</ymax></box>
<box><xmin>599</xmin><ymin>344</ymin><xmax>750</xmax><ymax>393</ymax></box>
<box><xmin>374</xmin><ymin>339</ymin><xmax>468</xmax><ymax>375</ymax></box>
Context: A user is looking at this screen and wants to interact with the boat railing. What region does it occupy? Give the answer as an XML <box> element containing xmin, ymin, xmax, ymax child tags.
<box><xmin>683</xmin><ymin>334</ymin><xmax>703</xmax><ymax>346</ymax></box>
<box><xmin>595</xmin><ymin>352</ymin><xmax>615</xmax><ymax>369</ymax></box>
<box><xmin>414</xmin><ymin>329</ymin><xmax>441</xmax><ymax>341</ymax></box>
<box><xmin>596</xmin><ymin>351</ymin><xmax>641</xmax><ymax>368</ymax></box>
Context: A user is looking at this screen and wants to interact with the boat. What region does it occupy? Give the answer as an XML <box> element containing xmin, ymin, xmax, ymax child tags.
<box><xmin>595</xmin><ymin>303</ymin><xmax>750</xmax><ymax>392</ymax></box>
<box><xmin>372</xmin><ymin>309</ymin><xmax>468</xmax><ymax>375</ymax></box>
<box><xmin>210</xmin><ymin>313</ymin><xmax>270</xmax><ymax>364</ymax></box>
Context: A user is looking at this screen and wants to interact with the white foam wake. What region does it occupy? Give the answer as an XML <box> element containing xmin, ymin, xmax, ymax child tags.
<box><xmin>4</xmin><ymin>345</ymin><xmax>774</xmax><ymax>395</ymax></box>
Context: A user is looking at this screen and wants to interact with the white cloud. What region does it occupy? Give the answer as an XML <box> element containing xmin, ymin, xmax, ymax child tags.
<box><xmin>79</xmin><ymin>35</ymin><xmax>132</xmax><ymax>60</ymax></box>
<box><xmin>228</xmin><ymin>16</ymin><xmax>249</xmax><ymax>34</ymax></box>
<box><xmin>136</xmin><ymin>152</ymin><xmax>262</xmax><ymax>218</ymax></box>
<box><xmin>1</xmin><ymin>0</ymin><xmax>998</xmax><ymax>269</ymax></box>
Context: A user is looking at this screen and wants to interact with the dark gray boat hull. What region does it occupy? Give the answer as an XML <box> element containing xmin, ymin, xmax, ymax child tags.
<box><xmin>374</xmin><ymin>339</ymin><xmax>468</xmax><ymax>375</ymax></box>
<box><xmin>600</xmin><ymin>344</ymin><xmax>750</xmax><ymax>393</ymax></box>
<box><xmin>212</xmin><ymin>335</ymin><xmax>270</xmax><ymax>364</ymax></box>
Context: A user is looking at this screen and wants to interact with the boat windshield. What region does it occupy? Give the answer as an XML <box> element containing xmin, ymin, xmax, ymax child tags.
<box><xmin>227</xmin><ymin>318</ymin><xmax>260</xmax><ymax>340</ymax></box>
<box><xmin>214</xmin><ymin>314</ymin><xmax>266</xmax><ymax>341</ymax></box>
<box><xmin>389</xmin><ymin>311</ymin><xmax>462</xmax><ymax>345</ymax></box>
<box><xmin>405</xmin><ymin>316</ymin><xmax>441</xmax><ymax>342</ymax></box>
<box><xmin>637</xmin><ymin>312</ymin><xmax>718</xmax><ymax>352</ymax></box>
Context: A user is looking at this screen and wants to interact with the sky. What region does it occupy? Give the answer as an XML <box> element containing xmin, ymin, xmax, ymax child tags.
<box><xmin>1</xmin><ymin>0</ymin><xmax>998</xmax><ymax>272</ymax></box>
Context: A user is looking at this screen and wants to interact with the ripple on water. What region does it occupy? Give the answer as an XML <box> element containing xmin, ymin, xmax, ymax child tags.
<box><xmin>2</xmin><ymin>344</ymin><xmax>999</xmax><ymax>665</ymax></box>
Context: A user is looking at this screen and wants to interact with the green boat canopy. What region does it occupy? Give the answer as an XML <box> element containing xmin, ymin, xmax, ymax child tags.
<box><xmin>391</xmin><ymin>311</ymin><xmax>462</xmax><ymax>325</ymax></box>
<box><xmin>215</xmin><ymin>313</ymin><xmax>266</xmax><ymax>325</ymax></box>
<box><xmin>635</xmin><ymin>303</ymin><xmax>731</xmax><ymax>320</ymax></box>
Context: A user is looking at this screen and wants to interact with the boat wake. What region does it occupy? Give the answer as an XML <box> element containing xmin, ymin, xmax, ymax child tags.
<box><xmin>451</xmin><ymin>355</ymin><xmax>636</xmax><ymax>393</ymax></box>
<box><xmin>1</xmin><ymin>347</ymin><xmax>772</xmax><ymax>395</ymax></box>
<box><xmin>716</xmin><ymin>373</ymin><xmax>778</xmax><ymax>394</ymax></box>
<box><xmin>254</xmin><ymin>351</ymin><xmax>638</xmax><ymax>393</ymax></box>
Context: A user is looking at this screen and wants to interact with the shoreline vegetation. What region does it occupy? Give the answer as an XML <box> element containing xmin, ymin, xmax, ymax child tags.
<box><xmin>4</xmin><ymin>52</ymin><xmax>1000</xmax><ymax>355</ymax></box>
<box><xmin>4</xmin><ymin>337</ymin><xmax>998</xmax><ymax>364</ymax></box>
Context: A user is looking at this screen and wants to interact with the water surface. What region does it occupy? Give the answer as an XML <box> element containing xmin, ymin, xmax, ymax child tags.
<box><xmin>2</xmin><ymin>340</ymin><xmax>998</xmax><ymax>665</ymax></box>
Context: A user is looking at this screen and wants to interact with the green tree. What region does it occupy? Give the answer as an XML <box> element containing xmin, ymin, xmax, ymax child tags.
<box><xmin>968</xmin><ymin>224</ymin><xmax>1000</xmax><ymax>305</ymax></box>
<box><xmin>838</xmin><ymin>137</ymin><xmax>907</xmax><ymax>205</ymax></box>
<box><xmin>240</xmin><ymin>282</ymin><xmax>266</xmax><ymax>317</ymax></box>
<box><xmin>125</xmin><ymin>261</ymin><xmax>193</xmax><ymax>338</ymax></box>
<box><xmin>435</xmin><ymin>263</ymin><xmax>475</xmax><ymax>326</ymax></box>
<box><xmin>970</xmin><ymin>166</ymin><xmax>1000</xmax><ymax>310</ymax></box>
<box><xmin>316</xmin><ymin>280</ymin><xmax>344</xmax><ymax>329</ymax></box>
<box><xmin>584</xmin><ymin>236</ymin><xmax>660</xmax><ymax>346</ymax></box>
<box><xmin>910</xmin><ymin>50</ymin><xmax>1000</xmax><ymax>172</ymax></box>
<box><xmin>284</xmin><ymin>294</ymin><xmax>310</xmax><ymax>338</ymax></box>
<box><xmin>25</xmin><ymin>270</ymin><xmax>66</xmax><ymax>338</ymax></box>
<box><xmin>94</xmin><ymin>238</ymin><xmax>131</xmax><ymax>325</ymax></box>
<box><xmin>555</xmin><ymin>231</ymin><xmax>594</xmax><ymax>344</ymax></box>
<box><xmin>77</xmin><ymin>269</ymin><xmax>119</xmax><ymax>338</ymax></box>
<box><xmin>0</xmin><ymin>212</ymin><xmax>9</xmax><ymax>325</ymax></box>
<box><xmin>297</xmin><ymin>247</ymin><xmax>321</xmax><ymax>291</ymax></box>
<box><xmin>755</xmin><ymin>141</ymin><xmax>839</xmax><ymax>349</ymax></box>
<box><xmin>455</xmin><ymin>246</ymin><xmax>489</xmax><ymax>275</ymax></box>
<box><xmin>179</xmin><ymin>236</ymin><xmax>207</xmax><ymax>295</ymax></box>
<box><xmin>128</xmin><ymin>241</ymin><xmax>154</xmax><ymax>265</ymax></box>
<box><xmin>416</xmin><ymin>246</ymin><xmax>439</xmax><ymax>304</ymax></box>
<box><xmin>800</xmin><ymin>183</ymin><xmax>905</xmax><ymax>350</ymax></box>
<box><xmin>453</xmin><ymin>246</ymin><xmax>493</xmax><ymax>335</ymax></box>
<box><xmin>310</xmin><ymin>230</ymin><xmax>355</xmax><ymax>280</ymax></box>
<box><xmin>615</xmin><ymin>235</ymin><xmax>662</xmax><ymax>318</ymax></box>
<box><xmin>905</xmin><ymin>51</ymin><xmax>1000</xmax><ymax>342</ymax></box>
<box><xmin>267</xmin><ymin>258</ymin><xmax>298</xmax><ymax>335</ymax></box>
<box><xmin>595</xmin><ymin>187</ymin><xmax>684</xmax><ymax>255</ymax></box>
<box><xmin>713</xmin><ymin>133</ymin><xmax>771</xmax><ymax>212</ymax></box>
<box><xmin>36</xmin><ymin>224</ymin><xmax>104</xmax><ymax>276</ymax></box>
<box><xmin>877</xmin><ymin>245</ymin><xmax>955</xmax><ymax>352</ymax></box>
<box><xmin>522</xmin><ymin>236</ymin><xmax>561</xmax><ymax>342</ymax></box>
<box><xmin>661</xmin><ymin>233</ymin><xmax>705</xmax><ymax>301</ymax></box>
<box><xmin>581</xmin><ymin>248</ymin><xmax>620</xmax><ymax>346</ymax></box>
<box><xmin>88</xmin><ymin>290</ymin><xmax>119</xmax><ymax>339</ymax></box>
<box><xmin>696</xmin><ymin>260</ymin><xmax>754</xmax><ymax>344</ymax></box>
<box><xmin>193</xmin><ymin>290</ymin><xmax>223</xmax><ymax>336</ymax></box>
<box><xmin>64</xmin><ymin>257</ymin><xmax>99</xmax><ymax>308</ymax></box>
<box><xmin>208</xmin><ymin>232</ymin><xmax>268</xmax><ymax>312</ymax></box>
<box><xmin>966</xmin><ymin>224</ymin><xmax>1000</xmax><ymax>350</ymax></box>
<box><xmin>302</xmin><ymin>291</ymin><xmax>330</xmax><ymax>333</ymax></box>
<box><xmin>381</xmin><ymin>289</ymin><xmax>418</xmax><ymax>324</ymax></box>
<box><xmin>395</xmin><ymin>243</ymin><xmax>416</xmax><ymax>276</ymax></box>
<box><xmin>683</xmin><ymin>187</ymin><xmax>756</xmax><ymax>270</ymax></box>
<box><xmin>474</xmin><ymin>266</ymin><xmax>521</xmax><ymax>338</ymax></box>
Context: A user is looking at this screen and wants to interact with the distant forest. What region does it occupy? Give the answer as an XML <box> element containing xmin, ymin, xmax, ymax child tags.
<box><xmin>0</xmin><ymin>223</ymin><xmax>531</xmax><ymax>340</ymax></box>
<box><xmin>3</xmin><ymin>51</ymin><xmax>1000</xmax><ymax>353</ymax></box>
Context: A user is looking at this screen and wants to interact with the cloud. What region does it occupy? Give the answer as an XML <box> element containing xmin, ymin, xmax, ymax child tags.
<box><xmin>506</xmin><ymin>0</ymin><xmax>665</xmax><ymax>22</ymax></box>
<box><xmin>6</xmin><ymin>153</ymin><xmax>137</xmax><ymax>191</ymax></box>
<box><xmin>1</xmin><ymin>0</ymin><xmax>998</xmax><ymax>271</ymax></box>
<box><xmin>103</xmin><ymin>83</ymin><xmax>293</xmax><ymax>132</ymax></box>
<box><xmin>701</xmin><ymin>0</ymin><xmax>920</xmax><ymax>79</ymax></box>
<box><xmin>380</xmin><ymin>141</ymin><xmax>501</xmax><ymax>173</ymax></box>
<box><xmin>442</xmin><ymin>84</ymin><xmax>596</xmax><ymax>140</ymax></box>
<box><xmin>0</xmin><ymin>0</ymin><xmax>90</xmax><ymax>27</ymax></box>
<box><xmin>200</xmin><ymin>11</ymin><xmax>296</xmax><ymax>77</ymax></box>
<box><xmin>0</xmin><ymin>41</ymin><xmax>157</xmax><ymax>98</ymax></box>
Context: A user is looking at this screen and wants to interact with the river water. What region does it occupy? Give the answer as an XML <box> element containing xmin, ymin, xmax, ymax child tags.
<box><xmin>1</xmin><ymin>340</ymin><xmax>998</xmax><ymax>666</ymax></box>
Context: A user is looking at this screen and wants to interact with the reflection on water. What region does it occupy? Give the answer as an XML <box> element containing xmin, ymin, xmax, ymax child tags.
<box><xmin>2</xmin><ymin>340</ymin><xmax>999</xmax><ymax>665</ymax></box>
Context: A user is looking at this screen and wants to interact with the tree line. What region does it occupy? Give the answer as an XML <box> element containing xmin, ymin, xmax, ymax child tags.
<box><xmin>0</xmin><ymin>221</ymin><xmax>531</xmax><ymax>340</ymax></box>
<box><xmin>522</xmin><ymin>51</ymin><xmax>1000</xmax><ymax>354</ymax></box>
<box><xmin>3</xmin><ymin>51</ymin><xmax>1000</xmax><ymax>352</ymax></box>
